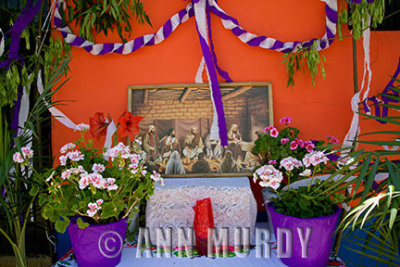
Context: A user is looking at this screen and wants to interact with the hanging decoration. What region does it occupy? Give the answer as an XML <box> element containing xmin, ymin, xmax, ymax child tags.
<box><xmin>362</xmin><ymin>57</ymin><xmax>400</xmax><ymax>123</ymax></box>
<box><xmin>53</xmin><ymin>0</ymin><xmax>338</xmax><ymax>145</ymax></box>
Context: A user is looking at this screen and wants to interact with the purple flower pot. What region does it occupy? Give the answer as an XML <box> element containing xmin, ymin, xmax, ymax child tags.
<box><xmin>68</xmin><ymin>218</ymin><xmax>127</xmax><ymax>267</ymax></box>
<box><xmin>266</xmin><ymin>203</ymin><xmax>341</xmax><ymax>267</ymax></box>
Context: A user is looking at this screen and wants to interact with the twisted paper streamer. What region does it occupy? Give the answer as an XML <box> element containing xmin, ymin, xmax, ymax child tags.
<box><xmin>54</xmin><ymin>0</ymin><xmax>337</xmax><ymax>55</ymax></box>
<box><xmin>37</xmin><ymin>70</ymin><xmax>116</xmax><ymax>149</ymax></box>
<box><xmin>209</xmin><ymin>0</ymin><xmax>338</xmax><ymax>53</ymax></box>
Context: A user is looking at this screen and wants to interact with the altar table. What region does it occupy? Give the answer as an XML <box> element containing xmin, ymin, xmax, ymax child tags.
<box><xmin>145</xmin><ymin>177</ymin><xmax>258</xmax><ymax>246</ymax></box>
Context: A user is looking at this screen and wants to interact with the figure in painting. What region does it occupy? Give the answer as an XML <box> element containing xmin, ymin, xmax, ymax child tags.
<box><xmin>219</xmin><ymin>150</ymin><xmax>238</xmax><ymax>173</ymax></box>
<box><xmin>191</xmin><ymin>152</ymin><xmax>211</xmax><ymax>174</ymax></box>
<box><xmin>182</xmin><ymin>126</ymin><xmax>204</xmax><ymax>160</ymax></box>
<box><xmin>227</xmin><ymin>124</ymin><xmax>243</xmax><ymax>160</ymax></box>
<box><xmin>165</xmin><ymin>151</ymin><xmax>186</xmax><ymax>175</ymax></box>
<box><xmin>143</xmin><ymin>125</ymin><xmax>160</xmax><ymax>162</ymax></box>
<box><xmin>160</xmin><ymin>128</ymin><xmax>180</xmax><ymax>160</ymax></box>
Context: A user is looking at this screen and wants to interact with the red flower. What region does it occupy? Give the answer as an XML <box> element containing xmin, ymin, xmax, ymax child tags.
<box><xmin>89</xmin><ymin>112</ymin><xmax>110</xmax><ymax>139</ymax></box>
<box><xmin>118</xmin><ymin>112</ymin><xmax>143</xmax><ymax>140</ymax></box>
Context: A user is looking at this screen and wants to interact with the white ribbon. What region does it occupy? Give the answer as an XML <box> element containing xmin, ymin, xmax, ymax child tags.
<box><xmin>341</xmin><ymin>16</ymin><xmax>372</xmax><ymax>155</ymax></box>
<box><xmin>18</xmin><ymin>75</ymin><xmax>32</xmax><ymax>136</ymax></box>
<box><xmin>383</xmin><ymin>139</ymin><xmax>400</xmax><ymax>151</ymax></box>
<box><xmin>38</xmin><ymin>70</ymin><xmax>118</xmax><ymax>149</ymax></box>
<box><xmin>360</xmin><ymin>16</ymin><xmax>372</xmax><ymax>113</ymax></box>
<box><xmin>104</xmin><ymin>120</ymin><xmax>117</xmax><ymax>150</ymax></box>
<box><xmin>37</xmin><ymin>70</ymin><xmax>79</xmax><ymax>130</ymax></box>
<box><xmin>0</xmin><ymin>28</ymin><xmax>4</xmax><ymax>57</ymax></box>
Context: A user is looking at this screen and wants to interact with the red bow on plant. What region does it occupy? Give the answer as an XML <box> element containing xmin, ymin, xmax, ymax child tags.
<box><xmin>118</xmin><ymin>111</ymin><xmax>143</xmax><ymax>140</ymax></box>
<box><xmin>89</xmin><ymin>112</ymin><xmax>111</xmax><ymax>139</ymax></box>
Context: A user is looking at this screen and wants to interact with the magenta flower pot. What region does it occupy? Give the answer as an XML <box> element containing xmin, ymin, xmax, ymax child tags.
<box><xmin>68</xmin><ymin>218</ymin><xmax>127</xmax><ymax>267</ymax></box>
<box><xmin>266</xmin><ymin>203</ymin><xmax>341</xmax><ymax>267</ymax></box>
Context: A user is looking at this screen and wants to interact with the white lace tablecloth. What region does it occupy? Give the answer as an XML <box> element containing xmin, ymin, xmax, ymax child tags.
<box><xmin>146</xmin><ymin>177</ymin><xmax>258</xmax><ymax>247</ymax></box>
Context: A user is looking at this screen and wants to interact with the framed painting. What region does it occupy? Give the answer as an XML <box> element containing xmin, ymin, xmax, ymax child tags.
<box><xmin>127</xmin><ymin>82</ymin><xmax>273</xmax><ymax>177</ymax></box>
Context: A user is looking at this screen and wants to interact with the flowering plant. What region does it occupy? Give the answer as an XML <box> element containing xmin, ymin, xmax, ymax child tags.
<box><xmin>253</xmin><ymin>116</ymin><xmax>338</xmax><ymax>185</ymax></box>
<box><xmin>35</xmin><ymin>112</ymin><xmax>163</xmax><ymax>233</ymax></box>
<box><xmin>253</xmin><ymin>117</ymin><xmax>345</xmax><ymax>218</ymax></box>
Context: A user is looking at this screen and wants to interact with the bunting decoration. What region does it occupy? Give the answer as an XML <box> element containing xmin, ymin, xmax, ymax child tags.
<box><xmin>53</xmin><ymin>0</ymin><xmax>338</xmax><ymax>145</ymax></box>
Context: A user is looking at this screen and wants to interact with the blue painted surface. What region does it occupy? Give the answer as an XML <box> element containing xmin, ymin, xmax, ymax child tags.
<box><xmin>55</xmin><ymin>231</ymin><xmax>71</xmax><ymax>260</ymax></box>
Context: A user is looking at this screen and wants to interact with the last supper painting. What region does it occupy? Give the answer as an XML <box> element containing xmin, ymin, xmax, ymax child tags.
<box><xmin>128</xmin><ymin>82</ymin><xmax>273</xmax><ymax>177</ymax></box>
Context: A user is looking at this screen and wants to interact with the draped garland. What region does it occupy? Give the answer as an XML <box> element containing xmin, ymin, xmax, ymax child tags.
<box><xmin>53</xmin><ymin>0</ymin><xmax>338</xmax><ymax>145</ymax></box>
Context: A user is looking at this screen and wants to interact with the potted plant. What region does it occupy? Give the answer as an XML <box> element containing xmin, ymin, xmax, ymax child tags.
<box><xmin>252</xmin><ymin>116</ymin><xmax>338</xmax><ymax>201</ymax></box>
<box><xmin>253</xmin><ymin>117</ymin><xmax>347</xmax><ymax>267</ymax></box>
<box><xmin>34</xmin><ymin>112</ymin><xmax>163</xmax><ymax>267</ymax></box>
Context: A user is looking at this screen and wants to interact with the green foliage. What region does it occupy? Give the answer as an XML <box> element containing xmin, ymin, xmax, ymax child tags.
<box><xmin>332</xmin><ymin>81</ymin><xmax>400</xmax><ymax>264</ymax></box>
<box><xmin>283</xmin><ymin>40</ymin><xmax>326</xmax><ymax>87</ymax></box>
<box><xmin>0</xmin><ymin>56</ymin><xmax>71</xmax><ymax>267</ymax></box>
<box><xmin>59</xmin><ymin>0</ymin><xmax>152</xmax><ymax>43</ymax></box>
<box><xmin>35</xmin><ymin>134</ymin><xmax>161</xmax><ymax>233</ymax></box>
<box><xmin>346</xmin><ymin>0</ymin><xmax>386</xmax><ymax>40</ymax></box>
<box><xmin>272</xmin><ymin>180</ymin><xmax>341</xmax><ymax>218</ymax></box>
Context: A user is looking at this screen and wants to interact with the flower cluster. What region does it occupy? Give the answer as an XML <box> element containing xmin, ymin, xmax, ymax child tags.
<box><xmin>253</xmin><ymin>116</ymin><xmax>336</xmax><ymax>186</ymax></box>
<box><xmin>254</xmin><ymin>150</ymin><xmax>330</xmax><ymax>190</ymax></box>
<box><xmin>53</xmin><ymin>140</ymin><xmax>163</xmax><ymax>218</ymax></box>
<box><xmin>12</xmin><ymin>146</ymin><xmax>34</xmax><ymax>164</ymax></box>
<box><xmin>253</xmin><ymin>165</ymin><xmax>283</xmax><ymax>189</ymax></box>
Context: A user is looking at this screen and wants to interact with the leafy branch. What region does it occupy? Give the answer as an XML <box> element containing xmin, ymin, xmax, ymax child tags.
<box><xmin>283</xmin><ymin>40</ymin><xmax>326</xmax><ymax>87</ymax></box>
<box><xmin>58</xmin><ymin>0</ymin><xmax>152</xmax><ymax>43</ymax></box>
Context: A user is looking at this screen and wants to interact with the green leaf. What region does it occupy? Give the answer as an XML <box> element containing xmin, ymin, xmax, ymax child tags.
<box><xmin>77</xmin><ymin>217</ymin><xmax>89</xmax><ymax>229</ymax></box>
<box><xmin>55</xmin><ymin>217</ymin><xmax>70</xmax><ymax>233</ymax></box>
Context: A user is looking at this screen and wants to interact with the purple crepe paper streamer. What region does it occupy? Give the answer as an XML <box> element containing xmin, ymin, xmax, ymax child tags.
<box><xmin>362</xmin><ymin>57</ymin><xmax>400</xmax><ymax>124</ymax></box>
<box><xmin>194</xmin><ymin>1</ymin><xmax>228</xmax><ymax>146</ymax></box>
<box><xmin>209</xmin><ymin>0</ymin><xmax>337</xmax><ymax>53</ymax></box>
<box><xmin>0</xmin><ymin>0</ymin><xmax>43</xmax><ymax>69</ymax></box>
<box><xmin>206</xmin><ymin>1</ymin><xmax>232</xmax><ymax>82</ymax></box>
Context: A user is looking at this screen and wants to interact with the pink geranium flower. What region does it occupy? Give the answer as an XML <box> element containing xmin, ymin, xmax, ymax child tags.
<box><xmin>279</xmin><ymin>116</ymin><xmax>292</xmax><ymax>125</ymax></box>
<box><xmin>326</xmin><ymin>135</ymin><xmax>339</xmax><ymax>144</ymax></box>
<box><xmin>290</xmin><ymin>141</ymin><xmax>298</xmax><ymax>150</ymax></box>
<box><xmin>264</xmin><ymin>126</ymin><xmax>274</xmax><ymax>133</ymax></box>
<box><xmin>269</xmin><ymin>127</ymin><xmax>279</xmax><ymax>138</ymax></box>
<box><xmin>280</xmin><ymin>138</ymin><xmax>289</xmax><ymax>145</ymax></box>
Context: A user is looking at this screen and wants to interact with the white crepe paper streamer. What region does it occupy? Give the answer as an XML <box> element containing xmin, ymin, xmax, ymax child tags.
<box><xmin>383</xmin><ymin>139</ymin><xmax>400</xmax><ymax>151</ymax></box>
<box><xmin>194</xmin><ymin>0</ymin><xmax>220</xmax><ymax>141</ymax></box>
<box><xmin>0</xmin><ymin>28</ymin><xmax>4</xmax><ymax>57</ymax></box>
<box><xmin>195</xmin><ymin>57</ymin><xmax>205</xmax><ymax>83</ymax></box>
<box><xmin>38</xmin><ymin>70</ymin><xmax>118</xmax><ymax>151</ymax></box>
<box><xmin>360</xmin><ymin>16</ymin><xmax>372</xmax><ymax>113</ymax></box>
<box><xmin>37</xmin><ymin>70</ymin><xmax>79</xmax><ymax>131</ymax></box>
<box><xmin>341</xmin><ymin>16</ymin><xmax>372</xmax><ymax>156</ymax></box>
<box><xmin>18</xmin><ymin>74</ymin><xmax>32</xmax><ymax>137</ymax></box>
<box><xmin>104</xmin><ymin>120</ymin><xmax>117</xmax><ymax>150</ymax></box>
<box><xmin>341</xmin><ymin>93</ymin><xmax>361</xmax><ymax>155</ymax></box>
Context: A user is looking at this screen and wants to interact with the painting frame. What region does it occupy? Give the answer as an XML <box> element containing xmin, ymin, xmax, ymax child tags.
<box><xmin>128</xmin><ymin>82</ymin><xmax>273</xmax><ymax>178</ymax></box>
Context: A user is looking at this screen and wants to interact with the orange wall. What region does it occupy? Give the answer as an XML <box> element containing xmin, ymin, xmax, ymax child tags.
<box><xmin>52</xmin><ymin>0</ymin><xmax>400</xmax><ymax>161</ymax></box>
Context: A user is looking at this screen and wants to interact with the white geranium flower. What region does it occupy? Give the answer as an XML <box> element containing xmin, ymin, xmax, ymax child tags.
<box><xmin>299</xmin><ymin>169</ymin><xmax>312</xmax><ymax>177</ymax></box>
